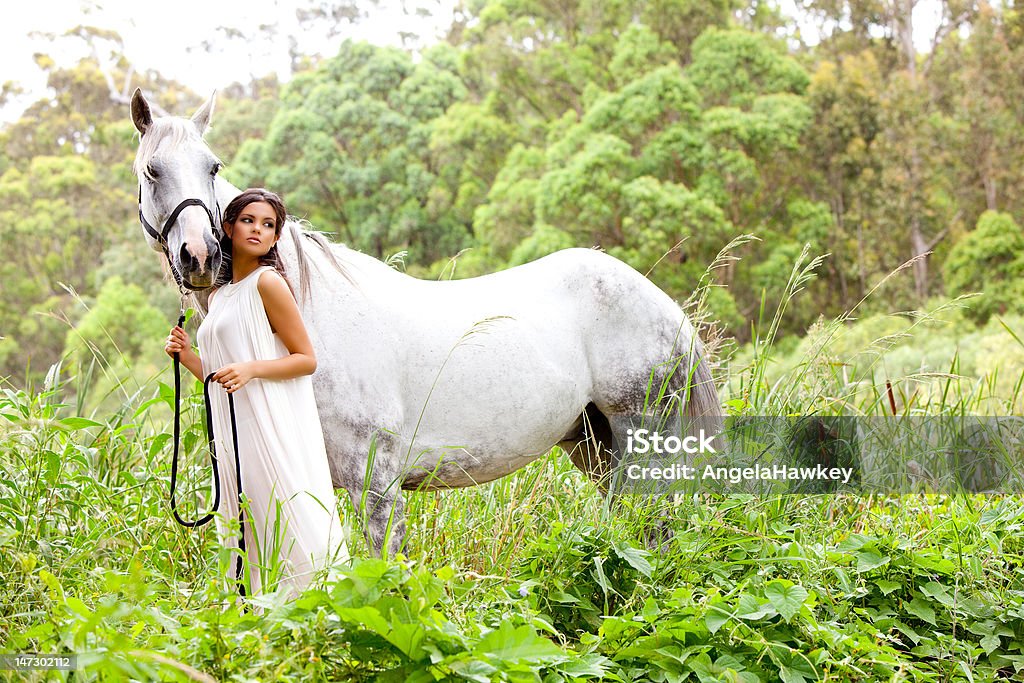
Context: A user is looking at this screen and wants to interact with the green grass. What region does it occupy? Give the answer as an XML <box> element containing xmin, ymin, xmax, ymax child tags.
<box><xmin>2</xmin><ymin>364</ymin><xmax>1024</xmax><ymax>681</ymax></box>
<box><xmin>2</xmin><ymin>250</ymin><xmax>1024</xmax><ymax>680</ymax></box>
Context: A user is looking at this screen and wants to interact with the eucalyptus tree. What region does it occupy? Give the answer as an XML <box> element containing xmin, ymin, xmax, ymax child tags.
<box><xmin>0</xmin><ymin>40</ymin><xmax>192</xmax><ymax>384</ymax></box>
<box><xmin>463</xmin><ymin>24</ymin><xmax>820</xmax><ymax>336</ymax></box>
<box><xmin>230</xmin><ymin>41</ymin><xmax>470</xmax><ymax>265</ymax></box>
<box><xmin>795</xmin><ymin>0</ymin><xmax>975</xmax><ymax>303</ymax></box>
<box><xmin>0</xmin><ymin>155</ymin><xmax>123</xmax><ymax>380</ymax></box>
<box><xmin>944</xmin><ymin>211</ymin><xmax>1024</xmax><ymax>324</ymax></box>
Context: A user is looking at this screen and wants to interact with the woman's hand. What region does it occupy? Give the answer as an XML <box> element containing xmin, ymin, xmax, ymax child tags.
<box><xmin>212</xmin><ymin>362</ymin><xmax>258</xmax><ymax>394</ymax></box>
<box><xmin>164</xmin><ymin>326</ymin><xmax>194</xmax><ymax>359</ymax></box>
<box><xmin>164</xmin><ymin>325</ymin><xmax>205</xmax><ymax>382</ymax></box>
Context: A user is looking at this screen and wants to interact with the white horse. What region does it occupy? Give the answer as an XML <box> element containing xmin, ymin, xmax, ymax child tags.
<box><xmin>131</xmin><ymin>89</ymin><xmax>722</xmax><ymax>555</ymax></box>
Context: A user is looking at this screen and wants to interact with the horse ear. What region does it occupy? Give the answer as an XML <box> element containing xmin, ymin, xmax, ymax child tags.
<box><xmin>191</xmin><ymin>90</ymin><xmax>217</xmax><ymax>136</ymax></box>
<box><xmin>131</xmin><ymin>88</ymin><xmax>153</xmax><ymax>136</ymax></box>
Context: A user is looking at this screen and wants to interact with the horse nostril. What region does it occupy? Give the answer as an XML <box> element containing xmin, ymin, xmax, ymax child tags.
<box><xmin>179</xmin><ymin>242</ymin><xmax>197</xmax><ymax>271</ymax></box>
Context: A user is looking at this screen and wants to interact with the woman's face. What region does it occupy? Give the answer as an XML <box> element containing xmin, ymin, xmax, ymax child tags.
<box><xmin>225</xmin><ymin>200</ymin><xmax>280</xmax><ymax>257</ymax></box>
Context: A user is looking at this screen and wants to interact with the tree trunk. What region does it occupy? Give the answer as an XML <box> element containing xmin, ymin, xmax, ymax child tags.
<box><xmin>910</xmin><ymin>215</ymin><xmax>929</xmax><ymax>300</ymax></box>
<box><xmin>893</xmin><ymin>0</ymin><xmax>930</xmax><ymax>302</ymax></box>
<box><xmin>984</xmin><ymin>151</ymin><xmax>998</xmax><ymax>210</ymax></box>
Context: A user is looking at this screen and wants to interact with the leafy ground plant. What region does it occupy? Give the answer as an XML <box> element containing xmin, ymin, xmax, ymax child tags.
<box><xmin>3</xmin><ymin>369</ymin><xmax>1024</xmax><ymax>681</ymax></box>
<box><xmin>3</xmin><ymin>249</ymin><xmax>1024</xmax><ymax>681</ymax></box>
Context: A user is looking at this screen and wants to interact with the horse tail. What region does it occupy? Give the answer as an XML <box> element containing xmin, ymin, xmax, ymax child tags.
<box><xmin>684</xmin><ymin>349</ymin><xmax>719</xmax><ymax>418</ymax></box>
<box><xmin>681</xmin><ymin>340</ymin><xmax>725</xmax><ymax>448</ymax></box>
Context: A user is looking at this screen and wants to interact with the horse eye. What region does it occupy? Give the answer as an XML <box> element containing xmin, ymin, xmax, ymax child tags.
<box><xmin>146</xmin><ymin>165</ymin><xmax>160</xmax><ymax>180</ymax></box>
<box><xmin>211</xmin><ymin>163</ymin><xmax>222</xmax><ymax>176</ymax></box>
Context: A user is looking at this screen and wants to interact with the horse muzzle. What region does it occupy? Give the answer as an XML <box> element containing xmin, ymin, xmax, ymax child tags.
<box><xmin>139</xmin><ymin>190</ymin><xmax>223</xmax><ymax>291</ymax></box>
<box><xmin>174</xmin><ymin>236</ymin><xmax>223</xmax><ymax>289</ymax></box>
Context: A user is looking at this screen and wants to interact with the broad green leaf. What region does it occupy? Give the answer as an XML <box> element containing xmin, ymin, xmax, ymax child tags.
<box><xmin>780</xmin><ymin>664</ymin><xmax>808</xmax><ymax>683</ymax></box>
<box><xmin>920</xmin><ymin>581</ymin><xmax>955</xmax><ymax>608</ymax></box>
<box><xmin>332</xmin><ymin>605</ymin><xmax>391</xmax><ymax>635</ymax></box>
<box><xmin>476</xmin><ymin>622</ymin><xmax>564</xmax><ymax>663</ymax></box>
<box><xmin>613</xmin><ymin>542</ymin><xmax>653</xmax><ymax>577</ymax></box>
<box><xmin>894</xmin><ymin>620</ymin><xmax>922</xmax><ymax>645</ymax></box>
<box><xmin>642</xmin><ymin>597</ymin><xmax>660</xmax><ymax>622</ymax></box>
<box><xmin>905</xmin><ymin>597</ymin><xmax>937</xmax><ymax>626</ymax></box>
<box><xmin>912</xmin><ymin>551</ymin><xmax>956</xmax><ymax>575</ymax></box>
<box><xmin>59</xmin><ymin>416</ymin><xmax>103</xmax><ymax>430</ymax></box>
<box><xmin>836</xmin><ymin>533</ymin><xmax>873</xmax><ymax>552</ymax></box>
<box><xmin>64</xmin><ymin>596</ymin><xmax>92</xmax><ymax>617</ymax></box>
<box><xmin>764</xmin><ymin>580</ymin><xmax>808</xmax><ymax>622</ymax></box>
<box><xmin>736</xmin><ymin>593</ymin><xmax>774</xmax><ymax>621</ymax></box>
<box><xmin>981</xmin><ymin>633</ymin><xmax>1001</xmax><ymax>655</ymax></box>
<box><xmin>447</xmin><ymin>658</ymin><xmax>496</xmax><ymax>683</ymax></box>
<box><xmin>385</xmin><ymin>622</ymin><xmax>428</xmax><ymax>660</ymax></box>
<box><xmin>855</xmin><ymin>550</ymin><xmax>890</xmax><ymax>573</ymax></box>
<box><xmin>553</xmin><ymin>653</ymin><xmax>610</xmax><ymax>677</ymax></box>
<box><xmin>705</xmin><ymin>605</ymin><xmax>731</xmax><ymax>634</ymax></box>
<box><xmin>148</xmin><ymin>432</ymin><xmax>172</xmax><ymax>458</ymax></box>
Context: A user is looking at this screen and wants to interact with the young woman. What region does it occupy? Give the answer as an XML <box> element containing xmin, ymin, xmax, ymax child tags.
<box><xmin>164</xmin><ymin>188</ymin><xmax>348</xmax><ymax>600</ymax></box>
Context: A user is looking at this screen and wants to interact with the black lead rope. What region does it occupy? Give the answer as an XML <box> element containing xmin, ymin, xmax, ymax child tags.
<box><xmin>167</xmin><ymin>311</ymin><xmax>249</xmax><ymax>604</ymax></box>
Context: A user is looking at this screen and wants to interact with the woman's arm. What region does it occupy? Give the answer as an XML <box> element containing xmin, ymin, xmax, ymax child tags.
<box><xmin>165</xmin><ymin>326</ymin><xmax>205</xmax><ymax>381</ymax></box>
<box><xmin>211</xmin><ymin>271</ymin><xmax>317</xmax><ymax>393</ymax></box>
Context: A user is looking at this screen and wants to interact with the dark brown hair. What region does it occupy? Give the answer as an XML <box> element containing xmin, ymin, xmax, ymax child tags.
<box><xmin>219</xmin><ymin>188</ymin><xmax>295</xmax><ymax>297</ymax></box>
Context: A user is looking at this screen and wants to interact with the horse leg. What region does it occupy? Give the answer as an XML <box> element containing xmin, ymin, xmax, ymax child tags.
<box><xmin>587</xmin><ymin>349</ymin><xmax>721</xmax><ymax>550</ymax></box>
<box><xmin>321</xmin><ymin>419</ymin><xmax>407</xmax><ymax>558</ymax></box>
<box><xmin>559</xmin><ymin>402</ymin><xmax>618</xmax><ymax>492</ymax></box>
<box><xmin>347</xmin><ymin>485</ymin><xmax>405</xmax><ymax>558</ymax></box>
<box><xmin>353</xmin><ymin>432</ymin><xmax>408</xmax><ymax>558</ymax></box>
<box><xmin>560</xmin><ymin>402</ymin><xmax>674</xmax><ymax>548</ymax></box>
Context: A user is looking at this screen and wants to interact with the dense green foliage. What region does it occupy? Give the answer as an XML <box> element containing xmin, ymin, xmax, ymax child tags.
<box><xmin>944</xmin><ymin>211</ymin><xmax>1024</xmax><ymax>324</ymax></box>
<box><xmin>2</xmin><ymin>300</ymin><xmax>1024</xmax><ymax>680</ymax></box>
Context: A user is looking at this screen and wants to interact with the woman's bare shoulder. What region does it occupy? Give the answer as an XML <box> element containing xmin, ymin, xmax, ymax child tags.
<box><xmin>256</xmin><ymin>268</ymin><xmax>287</xmax><ymax>291</ymax></box>
<box><xmin>256</xmin><ymin>268</ymin><xmax>294</xmax><ymax>306</ymax></box>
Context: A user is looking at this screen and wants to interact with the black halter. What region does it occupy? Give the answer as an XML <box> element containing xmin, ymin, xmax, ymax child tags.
<box><xmin>138</xmin><ymin>185</ymin><xmax>223</xmax><ymax>291</ymax></box>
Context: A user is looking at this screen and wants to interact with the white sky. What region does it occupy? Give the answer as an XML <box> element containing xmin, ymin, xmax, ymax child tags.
<box><xmin>0</xmin><ymin>0</ymin><xmax>459</xmax><ymax>123</ymax></box>
<box><xmin>1</xmin><ymin>0</ymin><xmax>945</xmax><ymax>125</ymax></box>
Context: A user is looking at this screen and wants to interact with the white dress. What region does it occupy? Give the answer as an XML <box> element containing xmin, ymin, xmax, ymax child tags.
<box><xmin>196</xmin><ymin>264</ymin><xmax>349</xmax><ymax>599</ymax></box>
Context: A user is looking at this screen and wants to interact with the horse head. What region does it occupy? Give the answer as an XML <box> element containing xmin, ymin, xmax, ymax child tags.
<box><xmin>131</xmin><ymin>88</ymin><xmax>228</xmax><ymax>290</ymax></box>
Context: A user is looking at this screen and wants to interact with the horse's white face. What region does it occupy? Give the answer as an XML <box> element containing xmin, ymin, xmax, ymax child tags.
<box><xmin>132</xmin><ymin>89</ymin><xmax>226</xmax><ymax>290</ymax></box>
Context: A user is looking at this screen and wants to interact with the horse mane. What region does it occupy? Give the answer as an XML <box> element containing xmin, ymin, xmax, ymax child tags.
<box><xmin>133</xmin><ymin>118</ymin><xmax>221</xmax><ymax>180</ymax></box>
<box><xmin>286</xmin><ymin>216</ymin><xmax>358</xmax><ymax>306</ymax></box>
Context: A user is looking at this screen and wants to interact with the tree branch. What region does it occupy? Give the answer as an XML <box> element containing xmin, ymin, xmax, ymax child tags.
<box><xmin>923</xmin><ymin>10</ymin><xmax>971</xmax><ymax>76</ymax></box>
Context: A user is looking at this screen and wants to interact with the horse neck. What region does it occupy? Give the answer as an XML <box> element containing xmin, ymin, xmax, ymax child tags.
<box><xmin>215</xmin><ymin>177</ymin><xmax>241</xmax><ymax>214</ymax></box>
